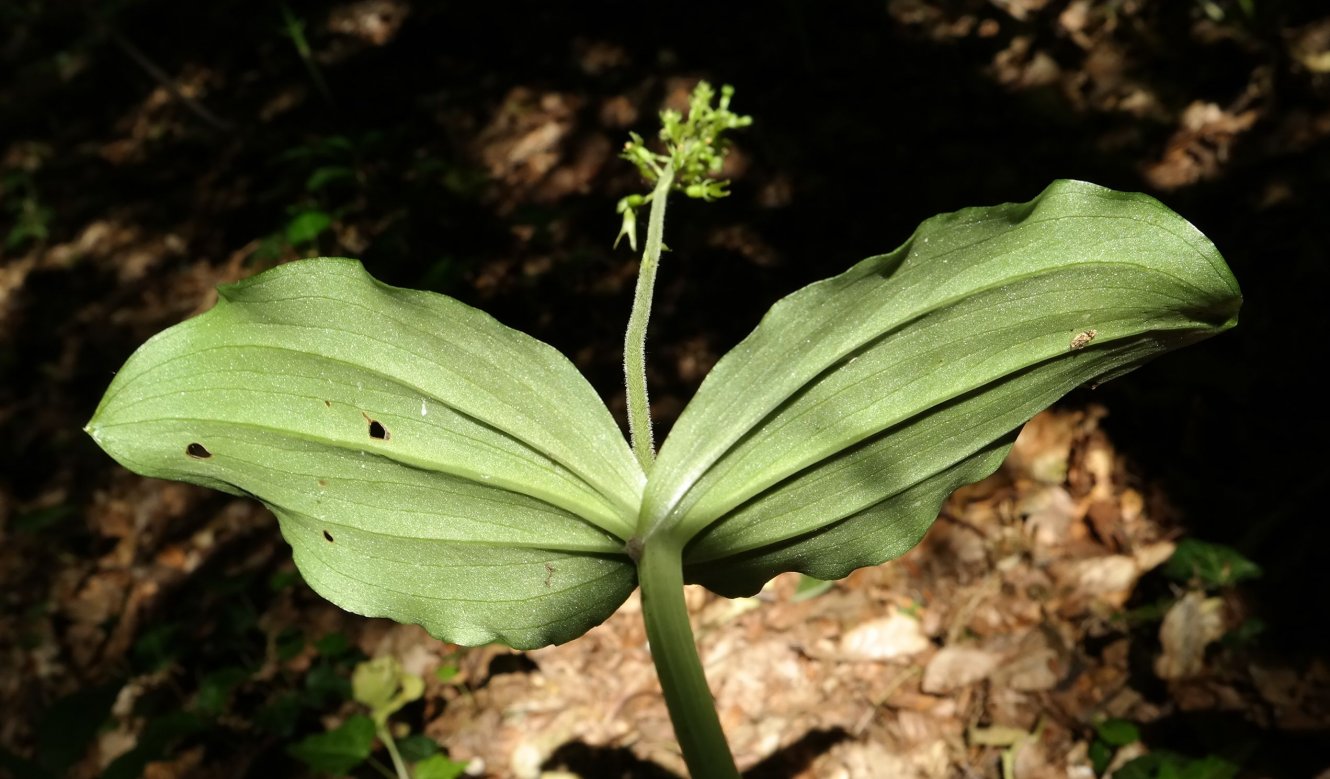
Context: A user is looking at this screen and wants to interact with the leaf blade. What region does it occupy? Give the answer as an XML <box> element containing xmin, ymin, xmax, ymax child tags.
<box><xmin>649</xmin><ymin>181</ymin><xmax>1239</xmax><ymax>593</ymax></box>
<box><xmin>87</xmin><ymin>259</ymin><xmax>641</xmax><ymax>648</ymax></box>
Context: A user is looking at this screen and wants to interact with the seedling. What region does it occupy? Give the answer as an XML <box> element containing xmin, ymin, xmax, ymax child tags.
<box><xmin>1091</xmin><ymin>718</ymin><xmax>1141</xmax><ymax>775</ymax></box>
<box><xmin>85</xmin><ymin>83</ymin><xmax>1240</xmax><ymax>776</ymax></box>
<box><xmin>289</xmin><ymin>655</ymin><xmax>467</xmax><ymax>779</ymax></box>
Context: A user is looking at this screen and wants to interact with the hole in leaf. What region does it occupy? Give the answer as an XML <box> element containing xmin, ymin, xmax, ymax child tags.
<box><xmin>368</xmin><ymin>420</ymin><xmax>389</xmax><ymax>440</ymax></box>
<box><xmin>186</xmin><ymin>443</ymin><xmax>212</xmax><ymax>459</ymax></box>
<box><xmin>323</xmin><ymin>530</ymin><xmax>334</xmax><ymax>542</ymax></box>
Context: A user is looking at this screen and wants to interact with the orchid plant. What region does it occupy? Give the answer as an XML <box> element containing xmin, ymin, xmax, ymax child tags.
<box><xmin>86</xmin><ymin>83</ymin><xmax>1240</xmax><ymax>777</ymax></box>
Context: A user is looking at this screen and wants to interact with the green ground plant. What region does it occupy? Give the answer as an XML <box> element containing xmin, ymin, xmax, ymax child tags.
<box><xmin>2</xmin><ymin>168</ymin><xmax>54</xmax><ymax>252</ymax></box>
<box><xmin>289</xmin><ymin>656</ymin><xmax>466</xmax><ymax>779</ymax></box>
<box><xmin>85</xmin><ymin>83</ymin><xmax>1241</xmax><ymax>777</ymax></box>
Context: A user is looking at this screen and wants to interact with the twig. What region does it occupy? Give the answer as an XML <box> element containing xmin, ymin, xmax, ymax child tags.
<box><xmin>106</xmin><ymin>28</ymin><xmax>232</xmax><ymax>131</ymax></box>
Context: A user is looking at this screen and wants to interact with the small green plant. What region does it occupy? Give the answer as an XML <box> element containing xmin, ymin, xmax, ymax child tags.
<box><xmin>85</xmin><ymin>83</ymin><xmax>1241</xmax><ymax>777</ymax></box>
<box><xmin>1090</xmin><ymin>718</ymin><xmax>1141</xmax><ymax>775</ymax></box>
<box><xmin>1085</xmin><ymin>712</ymin><xmax>1245</xmax><ymax>777</ymax></box>
<box><xmin>2</xmin><ymin>169</ymin><xmax>54</xmax><ymax>251</ymax></box>
<box><xmin>1163</xmin><ymin>538</ymin><xmax>1262</xmax><ymax>589</ymax></box>
<box><xmin>1114</xmin><ymin>750</ymin><xmax>1241</xmax><ymax>779</ymax></box>
<box><xmin>289</xmin><ymin>656</ymin><xmax>466</xmax><ymax>779</ymax></box>
<box><xmin>1120</xmin><ymin>538</ymin><xmax>1263</xmax><ymax>647</ymax></box>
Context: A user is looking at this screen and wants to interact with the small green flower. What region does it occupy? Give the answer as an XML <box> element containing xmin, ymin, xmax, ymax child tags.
<box><xmin>616</xmin><ymin>82</ymin><xmax>752</xmax><ymax>250</ymax></box>
<box><xmin>352</xmin><ymin>656</ymin><xmax>424</xmax><ymax>727</ymax></box>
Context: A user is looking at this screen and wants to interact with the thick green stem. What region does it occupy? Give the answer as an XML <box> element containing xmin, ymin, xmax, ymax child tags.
<box><xmin>638</xmin><ymin>536</ymin><xmax>740</xmax><ymax>779</ymax></box>
<box><xmin>624</xmin><ymin>168</ymin><xmax>676</xmax><ymax>470</ymax></box>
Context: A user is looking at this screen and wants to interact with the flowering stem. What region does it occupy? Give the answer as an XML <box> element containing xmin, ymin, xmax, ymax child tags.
<box><xmin>377</xmin><ymin>724</ymin><xmax>410</xmax><ymax>779</ymax></box>
<box><xmin>624</xmin><ymin>166</ymin><xmax>675</xmax><ymax>470</ymax></box>
<box><xmin>638</xmin><ymin>535</ymin><xmax>740</xmax><ymax>778</ymax></box>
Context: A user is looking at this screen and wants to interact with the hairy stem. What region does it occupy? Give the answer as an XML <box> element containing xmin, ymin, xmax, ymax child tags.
<box><xmin>638</xmin><ymin>536</ymin><xmax>740</xmax><ymax>779</ymax></box>
<box><xmin>624</xmin><ymin>168</ymin><xmax>676</xmax><ymax>470</ymax></box>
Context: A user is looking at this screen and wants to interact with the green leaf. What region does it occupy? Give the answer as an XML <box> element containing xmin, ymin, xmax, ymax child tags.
<box><xmin>287</xmin><ymin>714</ymin><xmax>376</xmax><ymax>776</ymax></box>
<box><xmin>285</xmin><ymin>210</ymin><xmax>332</xmax><ymax>245</ymax></box>
<box><xmin>396</xmin><ymin>733</ymin><xmax>440</xmax><ymax>762</ymax></box>
<box><xmin>790</xmin><ymin>574</ymin><xmax>834</xmax><ymax>602</ymax></box>
<box><xmin>306</xmin><ymin>165</ymin><xmax>357</xmax><ymax>192</ymax></box>
<box><xmin>195</xmin><ymin>667</ymin><xmax>248</xmax><ymax>716</ymax></box>
<box><xmin>413</xmin><ymin>753</ymin><xmax>469</xmax><ymax>779</ymax></box>
<box><xmin>1113</xmin><ymin>752</ymin><xmax>1240</xmax><ymax>779</ymax></box>
<box><xmin>644</xmin><ymin>180</ymin><xmax>1240</xmax><ymax>595</ymax></box>
<box><xmin>86</xmin><ymin>258</ymin><xmax>642</xmax><ymax>649</ymax></box>
<box><xmin>1090</xmin><ymin>738</ymin><xmax>1114</xmax><ymax>775</ymax></box>
<box><xmin>1095</xmin><ymin>718</ymin><xmax>1140</xmax><ymax>747</ymax></box>
<box><xmin>1163</xmin><ymin>538</ymin><xmax>1261</xmax><ymax>588</ymax></box>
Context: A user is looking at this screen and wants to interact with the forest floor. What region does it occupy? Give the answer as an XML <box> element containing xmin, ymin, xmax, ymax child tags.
<box><xmin>2</xmin><ymin>1</ymin><xmax>1329</xmax><ymax>778</ymax></box>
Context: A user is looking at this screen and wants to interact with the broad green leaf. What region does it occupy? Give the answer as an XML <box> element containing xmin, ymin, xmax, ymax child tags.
<box><xmin>285</xmin><ymin>210</ymin><xmax>332</xmax><ymax>245</ymax></box>
<box><xmin>287</xmin><ymin>714</ymin><xmax>375</xmax><ymax>775</ymax></box>
<box><xmin>396</xmin><ymin>734</ymin><xmax>441</xmax><ymax>762</ymax></box>
<box><xmin>86</xmin><ymin>259</ymin><xmax>642</xmax><ymax>649</ymax></box>
<box><xmin>1163</xmin><ymin>538</ymin><xmax>1261</xmax><ymax>587</ymax></box>
<box><xmin>645</xmin><ymin>180</ymin><xmax>1240</xmax><ymax>596</ymax></box>
<box><xmin>413</xmin><ymin>753</ymin><xmax>469</xmax><ymax>779</ymax></box>
<box><xmin>1095</xmin><ymin>718</ymin><xmax>1141</xmax><ymax>747</ymax></box>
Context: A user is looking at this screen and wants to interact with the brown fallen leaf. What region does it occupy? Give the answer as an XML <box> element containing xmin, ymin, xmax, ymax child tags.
<box><xmin>1156</xmin><ymin>591</ymin><xmax>1226</xmax><ymax>680</ymax></box>
<box><xmin>840</xmin><ymin>612</ymin><xmax>931</xmax><ymax>661</ymax></box>
<box><xmin>922</xmin><ymin>646</ymin><xmax>1002</xmax><ymax>694</ymax></box>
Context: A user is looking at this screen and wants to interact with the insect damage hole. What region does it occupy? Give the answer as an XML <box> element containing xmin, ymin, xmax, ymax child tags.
<box><xmin>323</xmin><ymin>530</ymin><xmax>334</xmax><ymax>542</ymax></box>
<box><xmin>361</xmin><ymin>411</ymin><xmax>390</xmax><ymax>441</ymax></box>
<box><xmin>186</xmin><ymin>443</ymin><xmax>212</xmax><ymax>459</ymax></box>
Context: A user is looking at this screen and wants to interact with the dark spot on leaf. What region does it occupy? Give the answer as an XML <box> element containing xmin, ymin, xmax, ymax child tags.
<box><xmin>323</xmin><ymin>530</ymin><xmax>334</xmax><ymax>542</ymax></box>
<box><xmin>361</xmin><ymin>410</ymin><xmax>391</xmax><ymax>441</ymax></box>
<box><xmin>186</xmin><ymin>443</ymin><xmax>212</xmax><ymax>459</ymax></box>
<box><xmin>317</xmin><ymin>479</ymin><xmax>328</xmax><ymax>487</ymax></box>
<box><xmin>324</xmin><ymin>399</ymin><xmax>332</xmax><ymax>408</ymax></box>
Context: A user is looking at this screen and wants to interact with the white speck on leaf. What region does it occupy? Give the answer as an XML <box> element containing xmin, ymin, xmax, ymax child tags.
<box><xmin>421</xmin><ymin>399</ymin><xmax>428</xmax><ymax>417</ymax></box>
